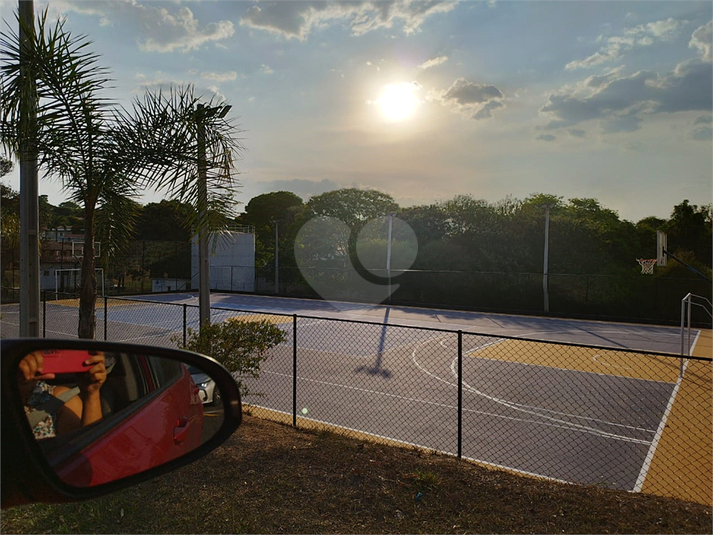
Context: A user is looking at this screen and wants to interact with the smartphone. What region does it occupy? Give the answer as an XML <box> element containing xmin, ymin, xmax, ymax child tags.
<box><xmin>40</xmin><ymin>349</ymin><xmax>94</xmax><ymax>375</ymax></box>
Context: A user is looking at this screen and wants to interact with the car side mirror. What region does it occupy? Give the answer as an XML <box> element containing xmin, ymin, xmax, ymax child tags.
<box><xmin>1</xmin><ymin>339</ymin><xmax>241</xmax><ymax>508</ymax></box>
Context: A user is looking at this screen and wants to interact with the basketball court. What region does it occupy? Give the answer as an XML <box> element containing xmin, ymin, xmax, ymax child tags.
<box><xmin>1</xmin><ymin>291</ymin><xmax>710</xmax><ymax>504</ymax></box>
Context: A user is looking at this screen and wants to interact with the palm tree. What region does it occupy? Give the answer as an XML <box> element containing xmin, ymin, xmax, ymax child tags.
<box><xmin>0</xmin><ymin>10</ymin><xmax>242</xmax><ymax>338</ymax></box>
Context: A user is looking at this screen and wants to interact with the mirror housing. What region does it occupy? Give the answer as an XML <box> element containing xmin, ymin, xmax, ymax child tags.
<box><xmin>1</xmin><ymin>339</ymin><xmax>241</xmax><ymax>507</ymax></box>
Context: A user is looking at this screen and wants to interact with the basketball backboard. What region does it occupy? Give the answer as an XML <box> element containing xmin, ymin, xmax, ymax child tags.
<box><xmin>656</xmin><ymin>231</ymin><xmax>667</xmax><ymax>267</ymax></box>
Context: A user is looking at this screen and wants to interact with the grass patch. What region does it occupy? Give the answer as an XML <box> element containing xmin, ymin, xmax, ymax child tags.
<box><xmin>2</xmin><ymin>415</ymin><xmax>711</xmax><ymax>534</ymax></box>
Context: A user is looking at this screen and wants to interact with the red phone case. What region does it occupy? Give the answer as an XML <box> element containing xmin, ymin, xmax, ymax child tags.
<box><xmin>40</xmin><ymin>349</ymin><xmax>93</xmax><ymax>375</ymax></box>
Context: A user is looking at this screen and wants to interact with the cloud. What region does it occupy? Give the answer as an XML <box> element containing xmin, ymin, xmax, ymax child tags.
<box><xmin>690</xmin><ymin>126</ymin><xmax>712</xmax><ymax>140</ymax></box>
<box><xmin>540</xmin><ymin>53</ymin><xmax>712</xmax><ymax>133</ymax></box>
<box><xmin>566</xmin><ymin>17</ymin><xmax>685</xmax><ymax>70</ymax></box>
<box><xmin>624</xmin><ymin>17</ymin><xmax>683</xmax><ymax>41</ymax></box>
<box><xmin>689</xmin><ymin>21</ymin><xmax>712</xmax><ymax>62</ymax></box>
<box><xmin>472</xmin><ymin>100</ymin><xmax>503</xmax><ymax>120</ymax></box>
<box><xmin>132</xmin><ymin>72</ymin><xmax>224</xmax><ymax>101</ymax></box>
<box><xmin>138</xmin><ymin>6</ymin><xmax>235</xmax><ymax>53</ymax></box>
<box><xmin>694</xmin><ymin>115</ymin><xmax>712</xmax><ymax>125</ymax></box>
<box><xmin>443</xmin><ymin>78</ymin><xmax>502</xmax><ymax>104</ymax></box>
<box><xmin>201</xmin><ymin>71</ymin><xmax>239</xmax><ymax>82</ymax></box>
<box><xmin>433</xmin><ymin>78</ymin><xmax>505</xmax><ymax>120</ymax></box>
<box><xmin>239</xmin><ymin>0</ymin><xmax>458</xmax><ymax>41</ymax></box>
<box><xmin>536</xmin><ymin>134</ymin><xmax>556</xmax><ymax>142</ymax></box>
<box><xmin>417</xmin><ymin>55</ymin><xmax>449</xmax><ymax>70</ymax></box>
<box><xmin>51</xmin><ymin>1</ymin><xmax>235</xmax><ymax>53</ymax></box>
<box><xmin>568</xmin><ymin>129</ymin><xmax>586</xmax><ymax>137</ymax></box>
<box><xmin>260</xmin><ymin>64</ymin><xmax>275</xmax><ymax>75</ymax></box>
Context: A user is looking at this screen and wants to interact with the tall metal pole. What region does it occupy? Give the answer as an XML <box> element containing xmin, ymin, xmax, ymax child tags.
<box><xmin>196</xmin><ymin>104</ymin><xmax>211</xmax><ymax>329</ymax></box>
<box><xmin>274</xmin><ymin>220</ymin><xmax>279</xmax><ymax>295</ymax></box>
<box><xmin>543</xmin><ymin>205</ymin><xmax>550</xmax><ymax>313</ymax></box>
<box><xmin>386</xmin><ymin>213</ymin><xmax>393</xmax><ymax>304</ymax></box>
<box><xmin>19</xmin><ymin>0</ymin><xmax>40</xmax><ymax>337</ymax></box>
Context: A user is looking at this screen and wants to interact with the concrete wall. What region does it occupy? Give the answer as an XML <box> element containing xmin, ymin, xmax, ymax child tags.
<box><xmin>191</xmin><ymin>231</ymin><xmax>255</xmax><ymax>292</ymax></box>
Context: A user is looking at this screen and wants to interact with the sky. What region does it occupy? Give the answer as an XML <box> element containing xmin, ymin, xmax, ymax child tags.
<box><xmin>1</xmin><ymin>0</ymin><xmax>711</xmax><ymax>222</ymax></box>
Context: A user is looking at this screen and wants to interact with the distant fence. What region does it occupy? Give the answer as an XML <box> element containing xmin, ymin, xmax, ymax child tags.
<box><xmin>2</xmin><ymin>293</ymin><xmax>710</xmax><ymax>505</ymax></box>
<box><xmin>255</xmin><ymin>266</ymin><xmax>713</xmax><ymax>326</ymax></box>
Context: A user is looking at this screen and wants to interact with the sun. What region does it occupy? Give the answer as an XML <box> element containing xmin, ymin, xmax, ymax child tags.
<box><xmin>375</xmin><ymin>82</ymin><xmax>420</xmax><ymax>122</ymax></box>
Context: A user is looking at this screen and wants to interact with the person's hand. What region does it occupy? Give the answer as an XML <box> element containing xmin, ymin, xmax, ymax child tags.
<box><xmin>76</xmin><ymin>353</ymin><xmax>106</xmax><ymax>396</ymax></box>
<box><xmin>17</xmin><ymin>352</ymin><xmax>56</xmax><ymax>384</ymax></box>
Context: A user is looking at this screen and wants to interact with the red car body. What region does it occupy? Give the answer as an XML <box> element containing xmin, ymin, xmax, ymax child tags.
<box><xmin>46</xmin><ymin>356</ymin><xmax>204</xmax><ymax>487</ymax></box>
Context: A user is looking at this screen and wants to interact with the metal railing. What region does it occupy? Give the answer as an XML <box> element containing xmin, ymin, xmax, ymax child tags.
<box><xmin>2</xmin><ymin>293</ymin><xmax>711</xmax><ymax>506</ymax></box>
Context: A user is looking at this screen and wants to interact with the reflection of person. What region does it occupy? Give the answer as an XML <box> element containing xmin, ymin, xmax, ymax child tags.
<box><xmin>19</xmin><ymin>351</ymin><xmax>107</xmax><ymax>439</ymax></box>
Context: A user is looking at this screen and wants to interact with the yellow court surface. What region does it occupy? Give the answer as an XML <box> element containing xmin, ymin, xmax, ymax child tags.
<box><xmin>467</xmin><ymin>338</ymin><xmax>681</xmax><ymax>383</ymax></box>
<box><xmin>227</xmin><ymin>314</ymin><xmax>293</xmax><ymax>325</ymax></box>
<box><xmin>639</xmin><ymin>330</ymin><xmax>712</xmax><ymax>506</ymax></box>
<box><xmin>467</xmin><ymin>334</ymin><xmax>712</xmax><ymax>505</ymax></box>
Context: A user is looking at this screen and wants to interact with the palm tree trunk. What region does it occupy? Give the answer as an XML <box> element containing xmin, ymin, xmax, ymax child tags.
<box><xmin>78</xmin><ymin>204</ymin><xmax>96</xmax><ymax>339</ymax></box>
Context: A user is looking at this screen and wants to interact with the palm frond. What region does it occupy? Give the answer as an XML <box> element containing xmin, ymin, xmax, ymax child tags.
<box><xmin>0</xmin><ymin>8</ymin><xmax>113</xmax><ymax>194</ymax></box>
<box><xmin>113</xmin><ymin>84</ymin><xmax>244</xmax><ymax>232</ymax></box>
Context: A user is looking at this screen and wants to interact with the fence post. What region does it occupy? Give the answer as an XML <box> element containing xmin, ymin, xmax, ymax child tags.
<box><xmin>458</xmin><ymin>330</ymin><xmax>463</xmax><ymax>459</ymax></box>
<box><xmin>293</xmin><ymin>314</ymin><xmax>297</xmax><ymax>427</ymax></box>
<box><xmin>183</xmin><ymin>304</ymin><xmax>188</xmax><ymax>347</ymax></box>
<box><xmin>104</xmin><ymin>296</ymin><xmax>108</xmax><ymax>340</ymax></box>
<box><xmin>42</xmin><ymin>291</ymin><xmax>46</xmax><ymax>338</ymax></box>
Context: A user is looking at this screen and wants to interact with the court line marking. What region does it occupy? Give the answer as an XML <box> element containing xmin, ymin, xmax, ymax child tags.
<box><xmin>257</xmin><ymin>369</ymin><xmax>650</xmax><ymax>444</ymax></box>
<box><xmin>441</xmin><ymin>338</ymin><xmax>677</xmax><ymax>385</ymax></box>
<box><xmin>592</xmin><ymin>354</ymin><xmax>633</xmax><ymax>370</ymax></box>
<box><xmin>419</xmin><ymin>337</ymin><xmax>657</xmax><ymax>441</ymax></box>
<box><xmin>513</xmin><ymin>329</ymin><xmax>683</xmax><ymax>340</ymax></box>
<box><xmin>450</xmin><ymin>359</ymin><xmax>653</xmax><ymax>444</ymax></box>
<box><xmin>409</xmin><ymin>336</ymin><xmax>655</xmax><ymax>444</ymax></box>
<box><xmin>633</xmin><ymin>358</ymin><xmax>688</xmax><ymax>492</ymax></box>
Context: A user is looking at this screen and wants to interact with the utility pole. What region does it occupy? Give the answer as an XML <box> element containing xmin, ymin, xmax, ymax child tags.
<box><xmin>543</xmin><ymin>205</ymin><xmax>551</xmax><ymax>313</ymax></box>
<box><xmin>195</xmin><ymin>103</ymin><xmax>231</xmax><ymax>330</ymax></box>
<box><xmin>196</xmin><ymin>104</ymin><xmax>210</xmax><ymax>329</ymax></box>
<box><xmin>19</xmin><ymin>0</ymin><xmax>40</xmax><ymax>337</ymax></box>
<box><xmin>386</xmin><ymin>213</ymin><xmax>393</xmax><ymax>304</ymax></box>
<box><xmin>273</xmin><ymin>219</ymin><xmax>279</xmax><ymax>295</ymax></box>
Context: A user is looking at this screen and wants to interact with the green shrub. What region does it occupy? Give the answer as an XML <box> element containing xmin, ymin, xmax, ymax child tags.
<box><xmin>177</xmin><ymin>318</ymin><xmax>286</xmax><ymax>397</ymax></box>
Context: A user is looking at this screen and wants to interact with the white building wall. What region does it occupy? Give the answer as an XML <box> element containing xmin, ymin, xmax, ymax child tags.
<box><xmin>191</xmin><ymin>231</ymin><xmax>255</xmax><ymax>292</ymax></box>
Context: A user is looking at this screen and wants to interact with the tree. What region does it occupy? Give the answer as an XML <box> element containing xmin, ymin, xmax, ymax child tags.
<box><xmin>1</xmin><ymin>11</ymin><xmax>242</xmax><ymax>338</ymax></box>
<box><xmin>306</xmin><ymin>188</ymin><xmax>399</xmax><ymax>230</ymax></box>
<box><xmin>663</xmin><ymin>200</ymin><xmax>712</xmax><ymax>267</ymax></box>
<box><xmin>242</xmin><ymin>191</ymin><xmax>303</xmax><ymax>230</ymax></box>
<box><xmin>0</xmin><ymin>154</ymin><xmax>12</xmax><ymax>177</ymax></box>
<box><xmin>240</xmin><ymin>191</ymin><xmax>303</xmax><ymax>267</ymax></box>
<box><xmin>178</xmin><ymin>318</ymin><xmax>286</xmax><ymax>397</ymax></box>
<box><xmin>135</xmin><ymin>200</ymin><xmax>194</xmax><ymax>241</ymax></box>
<box><xmin>0</xmin><ymin>182</ymin><xmax>20</xmax><ymax>289</ymax></box>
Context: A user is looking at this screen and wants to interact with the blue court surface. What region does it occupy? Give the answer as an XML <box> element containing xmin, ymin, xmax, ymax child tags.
<box><xmin>110</xmin><ymin>292</ymin><xmax>690</xmax><ymax>354</ymax></box>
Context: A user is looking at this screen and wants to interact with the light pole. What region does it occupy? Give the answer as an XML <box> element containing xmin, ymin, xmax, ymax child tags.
<box><xmin>542</xmin><ymin>204</ymin><xmax>552</xmax><ymax>313</ymax></box>
<box><xmin>272</xmin><ymin>219</ymin><xmax>279</xmax><ymax>295</ymax></box>
<box><xmin>195</xmin><ymin>103</ymin><xmax>231</xmax><ymax>330</ymax></box>
<box><xmin>386</xmin><ymin>213</ymin><xmax>393</xmax><ymax>304</ymax></box>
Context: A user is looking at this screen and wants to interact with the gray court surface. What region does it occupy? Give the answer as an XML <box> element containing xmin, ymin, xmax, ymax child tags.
<box><xmin>0</xmin><ymin>293</ymin><xmax>693</xmax><ymax>490</ymax></box>
<box><xmin>141</xmin><ymin>292</ymin><xmax>689</xmax><ymax>353</ymax></box>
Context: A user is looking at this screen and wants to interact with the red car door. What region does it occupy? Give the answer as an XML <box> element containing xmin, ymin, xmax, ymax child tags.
<box><xmin>48</xmin><ymin>356</ymin><xmax>204</xmax><ymax>487</ymax></box>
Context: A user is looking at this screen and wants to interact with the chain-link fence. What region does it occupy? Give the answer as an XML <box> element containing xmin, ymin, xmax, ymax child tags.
<box><xmin>3</xmin><ymin>294</ymin><xmax>710</xmax><ymax>505</ymax></box>
<box><xmin>255</xmin><ymin>266</ymin><xmax>712</xmax><ymax>325</ymax></box>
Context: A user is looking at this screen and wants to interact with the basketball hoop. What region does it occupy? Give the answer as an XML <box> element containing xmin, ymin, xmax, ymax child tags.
<box><xmin>637</xmin><ymin>258</ymin><xmax>657</xmax><ymax>275</ymax></box>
